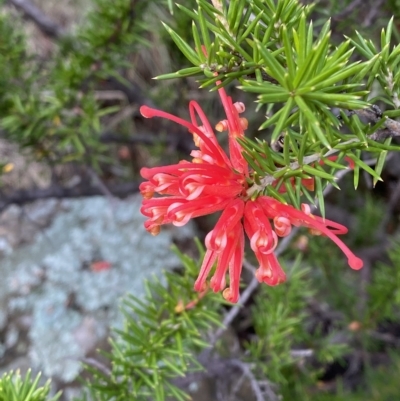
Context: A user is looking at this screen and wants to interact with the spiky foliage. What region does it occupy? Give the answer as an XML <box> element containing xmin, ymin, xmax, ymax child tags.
<box><xmin>158</xmin><ymin>0</ymin><xmax>400</xmax><ymax>215</ymax></box>
<box><xmin>0</xmin><ymin>0</ymin><xmax>152</xmax><ymax>166</ymax></box>
<box><xmin>0</xmin><ymin>370</ymin><xmax>60</xmax><ymax>401</ymax></box>
<box><xmin>77</xmin><ymin>242</ymin><xmax>224</xmax><ymax>401</ymax></box>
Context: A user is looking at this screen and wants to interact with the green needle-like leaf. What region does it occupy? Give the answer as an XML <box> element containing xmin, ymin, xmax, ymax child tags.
<box><xmin>239</xmin><ymin>11</ymin><xmax>264</xmax><ymax>43</ymax></box>
<box><xmin>198</xmin><ymin>6</ymin><xmax>212</xmax><ymax>50</ymax></box>
<box><xmin>373</xmin><ymin>138</ymin><xmax>391</xmax><ymax>186</ymax></box>
<box><xmin>155</xmin><ymin>67</ymin><xmax>203</xmax><ymax>80</ymax></box>
<box><xmin>243</xmin><ymin>151</ymin><xmax>266</xmax><ymax>176</ymax></box>
<box><xmin>282</xmin><ymin>24</ymin><xmax>295</xmax><ymax>82</ymax></box>
<box><xmin>303</xmin><ymin>92</ymin><xmax>366</xmax><ymax>109</ymax></box>
<box><xmin>293</xmin><ymin>13</ymin><xmax>307</xmax><ymax>66</ymax></box>
<box><xmin>284</xmin><ymin>179</ymin><xmax>300</xmax><ymax>208</ymax></box>
<box><xmin>315</xmin><ymin>176</ymin><xmax>325</xmax><ymax>218</ymax></box>
<box><xmin>294</xmin><ymin>95</ymin><xmax>331</xmax><ymax>148</ymax></box>
<box><xmin>270</xmin><ymin>97</ymin><xmax>295</xmax><ymax>139</ymax></box>
<box><xmin>350</xmin><ymin>114</ymin><xmax>368</xmax><ymax>144</ymax></box>
<box><xmin>162</xmin><ymin>22</ymin><xmax>200</xmax><ymax>66</ymax></box>
<box><xmin>310</xmin><ymin>62</ymin><xmax>365</xmax><ymax>90</ymax></box>
<box><xmin>257</xmin><ymin>104</ymin><xmax>283</xmax><ymax>129</ymax></box>
<box><xmin>322</xmin><ymin>157</ymin><xmax>348</xmax><ymax>170</ymax></box>
<box><xmin>302</xmin><ymin>164</ymin><xmax>335</xmax><ymax>180</ymax></box>
<box><xmin>346</xmin><ymin>152</ymin><xmax>383</xmax><ymax>182</ymax></box>
<box><xmin>192</xmin><ymin>21</ymin><xmax>206</xmax><ymax>63</ymax></box>
<box><xmin>266</xmin><ymin>184</ymin><xmax>289</xmax><ymax>204</ymax></box>
<box><xmin>255</xmin><ymin>39</ymin><xmax>288</xmax><ymax>87</ymax></box>
<box><xmin>251</xmin><ymin>150</ymin><xmax>277</xmax><ymax>175</ymax></box>
<box><xmin>293</xmin><ymin>29</ymin><xmax>331</xmax><ymax>88</ymax></box>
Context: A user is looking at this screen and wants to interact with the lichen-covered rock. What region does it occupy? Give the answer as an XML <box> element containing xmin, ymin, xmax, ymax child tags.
<box><xmin>0</xmin><ymin>194</ymin><xmax>195</xmax><ymax>383</ymax></box>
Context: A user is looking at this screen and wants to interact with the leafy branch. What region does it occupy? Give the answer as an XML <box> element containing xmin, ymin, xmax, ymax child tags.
<box><xmin>78</xmin><ymin>241</ymin><xmax>225</xmax><ymax>401</ymax></box>
<box><xmin>0</xmin><ymin>370</ymin><xmax>60</xmax><ymax>401</ymax></box>
<box><xmin>156</xmin><ymin>0</ymin><xmax>400</xmax><ymax>214</ymax></box>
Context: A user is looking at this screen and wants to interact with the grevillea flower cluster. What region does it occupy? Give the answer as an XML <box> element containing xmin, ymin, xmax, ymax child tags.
<box><xmin>139</xmin><ymin>86</ymin><xmax>363</xmax><ymax>303</ymax></box>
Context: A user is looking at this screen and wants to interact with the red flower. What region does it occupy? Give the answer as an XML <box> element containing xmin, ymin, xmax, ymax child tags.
<box><xmin>140</xmin><ymin>87</ymin><xmax>363</xmax><ymax>303</ymax></box>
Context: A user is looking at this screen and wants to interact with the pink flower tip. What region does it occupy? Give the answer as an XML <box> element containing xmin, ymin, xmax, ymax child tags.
<box><xmin>223</xmin><ymin>288</ymin><xmax>239</xmax><ymax>303</ymax></box>
<box><xmin>349</xmin><ymin>256</ymin><xmax>363</xmax><ymax>270</ymax></box>
<box><xmin>140</xmin><ymin>105</ymin><xmax>153</xmax><ymax>118</ymax></box>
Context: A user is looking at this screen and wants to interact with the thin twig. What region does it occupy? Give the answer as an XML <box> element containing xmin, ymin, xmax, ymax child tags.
<box><xmin>367</xmin><ymin>330</ymin><xmax>400</xmax><ymax>347</ymax></box>
<box><xmin>290</xmin><ymin>349</ymin><xmax>314</xmax><ymax>358</ymax></box>
<box><xmin>7</xmin><ymin>0</ymin><xmax>65</xmax><ymax>39</ymax></box>
<box><xmin>100</xmin><ymin>132</ymin><xmax>162</xmax><ymax>145</ymax></box>
<box><xmin>81</xmin><ymin>357</ymin><xmax>112</xmax><ymax>377</ymax></box>
<box><xmin>230</xmin><ymin>372</ymin><xmax>247</xmax><ymax>401</ymax></box>
<box><xmin>379</xmin><ymin>177</ymin><xmax>400</xmax><ymax>231</ymax></box>
<box><xmin>353</xmin><ymin>106</ymin><xmax>400</xmax><ymax>141</ymax></box>
<box><xmin>334</xmin><ymin>0</ymin><xmax>363</xmax><ymax>19</ymax></box>
<box><xmin>0</xmin><ymin>181</ymin><xmax>139</xmax><ymax>213</ymax></box>
<box><xmin>212</xmin><ymin>274</ymin><xmax>259</xmax><ymax>343</ymax></box>
<box><xmin>86</xmin><ymin>166</ymin><xmax>117</xmax><ymax>207</ymax></box>
<box><xmin>229</xmin><ymin>359</ymin><xmax>275</xmax><ymax>401</ymax></box>
<box><xmin>362</xmin><ymin>0</ymin><xmax>385</xmax><ymax>27</ymax></box>
<box><xmin>100</xmin><ymin>130</ymin><xmax>196</xmax><ymax>155</ymax></box>
<box><xmin>103</xmin><ymin>104</ymin><xmax>137</xmax><ymax>132</ymax></box>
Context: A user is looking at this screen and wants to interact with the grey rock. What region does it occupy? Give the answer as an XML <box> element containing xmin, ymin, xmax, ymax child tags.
<box><xmin>0</xmin><ymin>194</ymin><xmax>195</xmax><ymax>383</ymax></box>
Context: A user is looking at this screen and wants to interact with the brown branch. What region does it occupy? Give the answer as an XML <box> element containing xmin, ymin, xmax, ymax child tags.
<box><xmin>100</xmin><ymin>132</ymin><xmax>163</xmax><ymax>146</ymax></box>
<box><xmin>367</xmin><ymin>330</ymin><xmax>400</xmax><ymax>347</ymax></box>
<box><xmin>347</xmin><ymin>106</ymin><xmax>400</xmax><ymax>142</ymax></box>
<box><xmin>333</xmin><ymin>0</ymin><xmax>364</xmax><ymax>20</ymax></box>
<box><xmin>0</xmin><ymin>181</ymin><xmax>139</xmax><ymax>213</ymax></box>
<box><xmin>362</xmin><ymin>0</ymin><xmax>385</xmax><ymax>27</ymax></box>
<box><xmin>173</xmin><ymin>356</ymin><xmax>279</xmax><ymax>401</ymax></box>
<box><xmin>6</xmin><ymin>0</ymin><xmax>65</xmax><ymax>39</ymax></box>
<box><xmin>368</xmin><ymin>129</ymin><xmax>399</xmax><ymax>141</ymax></box>
<box><xmin>100</xmin><ymin>131</ymin><xmax>196</xmax><ymax>155</ymax></box>
<box><xmin>6</xmin><ymin>0</ymin><xmax>154</xmax><ymax>109</ymax></box>
<box><xmin>81</xmin><ymin>357</ymin><xmax>112</xmax><ymax>377</ymax></box>
<box><xmin>228</xmin><ymin>359</ymin><xmax>278</xmax><ymax>401</ymax></box>
<box><xmin>97</xmin><ymin>77</ymin><xmax>155</xmax><ymax>108</ymax></box>
<box><xmin>212</xmin><ymin>274</ymin><xmax>259</xmax><ymax>344</ymax></box>
<box><xmin>86</xmin><ymin>166</ymin><xmax>118</xmax><ymax>206</ymax></box>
